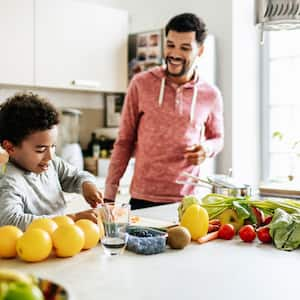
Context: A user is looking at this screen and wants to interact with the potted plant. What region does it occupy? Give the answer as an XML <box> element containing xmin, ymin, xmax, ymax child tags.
<box><xmin>272</xmin><ymin>131</ymin><xmax>300</xmax><ymax>181</ymax></box>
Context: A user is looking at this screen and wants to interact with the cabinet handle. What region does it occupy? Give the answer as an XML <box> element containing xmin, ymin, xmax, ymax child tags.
<box><xmin>70</xmin><ymin>80</ymin><xmax>100</xmax><ymax>88</ymax></box>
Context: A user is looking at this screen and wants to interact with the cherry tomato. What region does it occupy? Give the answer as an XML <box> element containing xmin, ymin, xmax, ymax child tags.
<box><xmin>239</xmin><ymin>225</ymin><xmax>256</xmax><ymax>242</ymax></box>
<box><xmin>257</xmin><ymin>226</ymin><xmax>272</xmax><ymax>243</ymax></box>
<box><xmin>218</xmin><ymin>224</ymin><xmax>235</xmax><ymax>240</ymax></box>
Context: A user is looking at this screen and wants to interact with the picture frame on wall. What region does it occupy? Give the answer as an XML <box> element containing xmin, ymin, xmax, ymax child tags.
<box><xmin>128</xmin><ymin>29</ymin><xmax>164</xmax><ymax>82</ymax></box>
<box><xmin>104</xmin><ymin>93</ymin><xmax>125</xmax><ymax>128</ymax></box>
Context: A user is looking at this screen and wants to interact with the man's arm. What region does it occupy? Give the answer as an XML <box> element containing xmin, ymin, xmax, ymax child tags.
<box><xmin>104</xmin><ymin>79</ymin><xmax>140</xmax><ymax>201</ymax></box>
<box><xmin>201</xmin><ymin>87</ymin><xmax>224</xmax><ymax>157</ymax></box>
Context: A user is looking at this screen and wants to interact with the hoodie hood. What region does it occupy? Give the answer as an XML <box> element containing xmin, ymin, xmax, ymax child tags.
<box><xmin>149</xmin><ymin>66</ymin><xmax>200</xmax><ymax>123</ymax></box>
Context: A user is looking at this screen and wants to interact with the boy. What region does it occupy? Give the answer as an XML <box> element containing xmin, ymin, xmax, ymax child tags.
<box><xmin>0</xmin><ymin>92</ymin><xmax>103</xmax><ymax>231</ymax></box>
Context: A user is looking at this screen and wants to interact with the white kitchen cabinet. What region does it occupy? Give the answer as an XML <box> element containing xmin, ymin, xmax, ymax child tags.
<box><xmin>35</xmin><ymin>0</ymin><xmax>128</xmax><ymax>92</ymax></box>
<box><xmin>0</xmin><ymin>0</ymin><xmax>34</xmax><ymax>85</ymax></box>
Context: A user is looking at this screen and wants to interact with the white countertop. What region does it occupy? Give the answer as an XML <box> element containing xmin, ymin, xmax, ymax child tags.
<box><xmin>1</xmin><ymin>203</ymin><xmax>299</xmax><ymax>300</ymax></box>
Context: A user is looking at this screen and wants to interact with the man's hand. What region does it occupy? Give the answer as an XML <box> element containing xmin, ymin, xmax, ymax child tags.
<box><xmin>68</xmin><ymin>208</ymin><xmax>99</xmax><ymax>224</ymax></box>
<box><xmin>184</xmin><ymin>144</ymin><xmax>207</xmax><ymax>165</ymax></box>
<box><xmin>82</xmin><ymin>181</ymin><xmax>103</xmax><ymax>208</ymax></box>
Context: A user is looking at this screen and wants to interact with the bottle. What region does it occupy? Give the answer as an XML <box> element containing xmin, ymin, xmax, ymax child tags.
<box><xmin>87</xmin><ymin>133</ymin><xmax>100</xmax><ymax>158</ymax></box>
<box><xmin>93</xmin><ymin>144</ymin><xmax>100</xmax><ymax>159</ymax></box>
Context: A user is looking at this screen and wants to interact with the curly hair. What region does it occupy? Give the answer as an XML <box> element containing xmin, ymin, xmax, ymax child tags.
<box><xmin>165</xmin><ymin>13</ymin><xmax>207</xmax><ymax>45</ymax></box>
<box><xmin>0</xmin><ymin>92</ymin><xmax>60</xmax><ymax>145</ymax></box>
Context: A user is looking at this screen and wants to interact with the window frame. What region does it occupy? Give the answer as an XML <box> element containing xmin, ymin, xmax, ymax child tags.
<box><xmin>260</xmin><ymin>32</ymin><xmax>271</xmax><ymax>182</ymax></box>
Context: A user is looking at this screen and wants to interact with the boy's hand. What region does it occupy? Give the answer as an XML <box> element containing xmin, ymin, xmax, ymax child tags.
<box><xmin>184</xmin><ymin>144</ymin><xmax>207</xmax><ymax>165</ymax></box>
<box><xmin>82</xmin><ymin>182</ymin><xmax>103</xmax><ymax>208</ymax></box>
<box><xmin>68</xmin><ymin>208</ymin><xmax>99</xmax><ymax>224</ymax></box>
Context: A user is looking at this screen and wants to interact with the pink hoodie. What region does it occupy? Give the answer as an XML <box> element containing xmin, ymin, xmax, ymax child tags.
<box><xmin>104</xmin><ymin>66</ymin><xmax>224</xmax><ymax>203</ymax></box>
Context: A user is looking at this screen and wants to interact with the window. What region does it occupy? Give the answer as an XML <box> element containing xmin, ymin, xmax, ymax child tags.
<box><xmin>261</xmin><ymin>30</ymin><xmax>300</xmax><ymax>182</ymax></box>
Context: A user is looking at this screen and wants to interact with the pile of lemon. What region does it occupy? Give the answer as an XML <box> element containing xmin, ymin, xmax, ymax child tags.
<box><xmin>0</xmin><ymin>216</ymin><xmax>104</xmax><ymax>262</ymax></box>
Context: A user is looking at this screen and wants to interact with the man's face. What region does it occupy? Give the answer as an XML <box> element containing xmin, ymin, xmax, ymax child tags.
<box><xmin>8</xmin><ymin>126</ymin><xmax>58</xmax><ymax>174</ymax></box>
<box><xmin>164</xmin><ymin>30</ymin><xmax>203</xmax><ymax>83</ymax></box>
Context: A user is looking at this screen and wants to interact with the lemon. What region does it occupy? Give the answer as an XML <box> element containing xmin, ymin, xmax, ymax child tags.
<box><xmin>27</xmin><ymin>218</ymin><xmax>58</xmax><ymax>237</ymax></box>
<box><xmin>52</xmin><ymin>224</ymin><xmax>84</xmax><ymax>257</ymax></box>
<box><xmin>0</xmin><ymin>226</ymin><xmax>23</xmax><ymax>258</ymax></box>
<box><xmin>16</xmin><ymin>228</ymin><xmax>52</xmax><ymax>262</ymax></box>
<box><xmin>75</xmin><ymin>219</ymin><xmax>100</xmax><ymax>250</ymax></box>
<box><xmin>52</xmin><ymin>215</ymin><xmax>74</xmax><ymax>227</ymax></box>
<box><xmin>180</xmin><ymin>204</ymin><xmax>209</xmax><ymax>240</ymax></box>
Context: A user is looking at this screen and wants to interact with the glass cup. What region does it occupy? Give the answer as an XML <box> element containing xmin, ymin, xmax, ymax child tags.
<box><xmin>99</xmin><ymin>203</ymin><xmax>130</xmax><ymax>256</ymax></box>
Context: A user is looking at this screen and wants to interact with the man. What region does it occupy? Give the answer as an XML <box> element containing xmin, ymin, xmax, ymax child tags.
<box><xmin>105</xmin><ymin>13</ymin><xmax>224</xmax><ymax>209</ymax></box>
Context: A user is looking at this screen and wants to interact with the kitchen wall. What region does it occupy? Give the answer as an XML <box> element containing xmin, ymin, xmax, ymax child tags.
<box><xmin>94</xmin><ymin>0</ymin><xmax>260</xmax><ymax>185</ymax></box>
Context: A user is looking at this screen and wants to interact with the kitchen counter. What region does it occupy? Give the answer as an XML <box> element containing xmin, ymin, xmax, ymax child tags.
<box><xmin>1</xmin><ymin>203</ymin><xmax>299</xmax><ymax>300</ymax></box>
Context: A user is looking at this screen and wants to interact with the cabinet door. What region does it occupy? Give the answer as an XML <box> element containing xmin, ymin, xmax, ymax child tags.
<box><xmin>0</xmin><ymin>0</ymin><xmax>34</xmax><ymax>85</ymax></box>
<box><xmin>35</xmin><ymin>0</ymin><xmax>128</xmax><ymax>92</ymax></box>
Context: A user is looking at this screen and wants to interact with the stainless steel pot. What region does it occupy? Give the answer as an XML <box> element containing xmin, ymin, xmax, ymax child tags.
<box><xmin>177</xmin><ymin>172</ymin><xmax>253</xmax><ymax>197</ymax></box>
<box><xmin>212</xmin><ymin>185</ymin><xmax>252</xmax><ymax>197</ymax></box>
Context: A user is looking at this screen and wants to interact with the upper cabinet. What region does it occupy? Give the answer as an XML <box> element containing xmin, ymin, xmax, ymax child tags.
<box><xmin>35</xmin><ymin>0</ymin><xmax>128</xmax><ymax>92</ymax></box>
<box><xmin>0</xmin><ymin>0</ymin><xmax>128</xmax><ymax>92</ymax></box>
<box><xmin>0</xmin><ymin>0</ymin><xmax>34</xmax><ymax>85</ymax></box>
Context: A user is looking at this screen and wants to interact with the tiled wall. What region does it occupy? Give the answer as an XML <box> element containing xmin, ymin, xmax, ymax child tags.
<box><xmin>0</xmin><ymin>86</ymin><xmax>105</xmax><ymax>150</ymax></box>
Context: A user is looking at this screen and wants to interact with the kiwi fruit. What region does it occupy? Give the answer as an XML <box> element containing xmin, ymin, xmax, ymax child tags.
<box><xmin>167</xmin><ymin>226</ymin><xmax>191</xmax><ymax>249</ymax></box>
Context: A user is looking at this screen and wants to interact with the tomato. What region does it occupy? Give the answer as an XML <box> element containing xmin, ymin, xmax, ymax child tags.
<box><xmin>239</xmin><ymin>225</ymin><xmax>256</xmax><ymax>242</ymax></box>
<box><xmin>263</xmin><ymin>216</ymin><xmax>273</xmax><ymax>225</ymax></box>
<box><xmin>257</xmin><ymin>227</ymin><xmax>272</xmax><ymax>243</ymax></box>
<box><xmin>4</xmin><ymin>282</ymin><xmax>44</xmax><ymax>300</ymax></box>
<box><xmin>218</xmin><ymin>224</ymin><xmax>235</xmax><ymax>240</ymax></box>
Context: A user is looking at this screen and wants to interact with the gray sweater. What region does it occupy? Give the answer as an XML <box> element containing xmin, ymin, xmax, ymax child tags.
<box><xmin>0</xmin><ymin>156</ymin><xmax>97</xmax><ymax>231</ymax></box>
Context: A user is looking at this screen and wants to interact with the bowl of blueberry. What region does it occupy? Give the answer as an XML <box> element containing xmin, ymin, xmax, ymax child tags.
<box><xmin>126</xmin><ymin>226</ymin><xmax>168</xmax><ymax>255</ymax></box>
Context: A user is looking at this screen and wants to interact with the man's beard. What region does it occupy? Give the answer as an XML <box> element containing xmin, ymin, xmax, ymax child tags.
<box><xmin>165</xmin><ymin>56</ymin><xmax>187</xmax><ymax>77</ymax></box>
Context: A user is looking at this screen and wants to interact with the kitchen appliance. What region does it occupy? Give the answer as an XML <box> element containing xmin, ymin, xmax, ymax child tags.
<box><xmin>256</xmin><ymin>0</ymin><xmax>300</xmax><ymax>43</ymax></box>
<box><xmin>58</xmin><ymin>108</ymin><xmax>84</xmax><ymax>170</ymax></box>
<box><xmin>177</xmin><ymin>172</ymin><xmax>252</xmax><ymax>197</ymax></box>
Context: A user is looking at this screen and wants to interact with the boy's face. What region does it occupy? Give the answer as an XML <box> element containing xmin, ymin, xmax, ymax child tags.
<box><xmin>7</xmin><ymin>126</ymin><xmax>58</xmax><ymax>174</ymax></box>
<box><xmin>164</xmin><ymin>30</ymin><xmax>204</xmax><ymax>83</ymax></box>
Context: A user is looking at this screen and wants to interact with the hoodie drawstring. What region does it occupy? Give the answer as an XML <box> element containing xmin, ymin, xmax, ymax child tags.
<box><xmin>158</xmin><ymin>77</ymin><xmax>165</xmax><ymax>107</ymax></box>
<box><xmin>158</xmin><ymin>77</ymin><xmax>198</xmax><ymax>123</ymax></box>
<box><xmin>190</xmin><ymin>85</ymin><xmax>198</xmax><ymax>123</ymax></box>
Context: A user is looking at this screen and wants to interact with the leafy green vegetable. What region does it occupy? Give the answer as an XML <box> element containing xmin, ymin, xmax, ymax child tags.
<box><xmin>201</xmin><ymin>194</ymin><xmax>300</xmax><ymax>219</ymax></box>
<box><xmin>232</xmin><ymin>201</ymin><xmax>252</xmax><ymax>221</ymax></box>
<box><xmin>178</xmin><ymin>195</ymin><xmax>199</xmax><ymax>221</ymax></box>
<box><xmin>248</xmin><ymin>198</ymin><xmax>300</xmax><ymax>215</ymax></box>
<box><xmin>269</xmin><ymin>208</ymin><xmax>300</xmax><ymax>251</ymax></box>
<box><xmin>200</xmin><ymin>193</ymin><xmax>300</xmax><ymax>251</ymax></box>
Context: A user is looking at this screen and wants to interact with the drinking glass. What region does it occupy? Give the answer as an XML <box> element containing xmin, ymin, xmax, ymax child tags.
<box><xmin>99</xmin><ymin>203</ymin><xmax>130</xmax><ymax>256</ymax></box>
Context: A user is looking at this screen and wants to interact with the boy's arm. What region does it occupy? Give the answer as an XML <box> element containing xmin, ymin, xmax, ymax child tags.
<box><xmin>54</xmin><ymin>156</ymin><xmax>103</xmax><ymax>207</ymax></box>
<box><xmin>104</xmin><ymin>79</ymin><xmax>140</xmax><ymax>201</ymax></box>
<box><xmin>53</xmin><ymin>156</ymin><xmax>98</xmax><ymax>193</ymax></box>
<box><xmin>0</xmin><ymin>188</ymin><xmax>56</xmax><ymax>231</ymax></box>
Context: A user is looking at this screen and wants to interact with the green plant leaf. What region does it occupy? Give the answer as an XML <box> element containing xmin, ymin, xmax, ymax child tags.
<box><xmin>232</xmin><ymin>201</ymin><xmax>251</xmax><ymax>220</ymax></box>
<box><xmin>272</xmin><ymin>131</ymin><xmax>283</xmax><ymax>140</ymax></box>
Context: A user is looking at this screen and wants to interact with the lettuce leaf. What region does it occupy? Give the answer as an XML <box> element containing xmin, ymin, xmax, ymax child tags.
<box><xmin>269</xmin><ymin>208</ymin><xmax>300</xmax><ymax>251</ymax></box>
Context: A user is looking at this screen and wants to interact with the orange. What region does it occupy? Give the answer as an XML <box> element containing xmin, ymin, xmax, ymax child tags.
<box><xmin>52</xmin><ymin>224</ymin><xmax>84</xmax><ymax>257</ymax></box>
<box><xmin>0</xmin><ymin>225</ymin><xmax>23</xmax><ymax>258</ymax></box>
<box><xmin>27</xmin><ymin>218</ymin><xmax>58</xmax><ymax>237</ymax></box>
<box><xmin>16</xmin><ymin>228</ymin><xmax>52</xmax><ymax>262</ymax></box>
<box><xmin>52</xmin><ymin>215</ymin><xmax>74</xmax><ymax>227</ymax></box>
<box><xmin>75</xmin><ymin>219</ymin><xmax>100</xmax><ymax>250</ymax></box>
